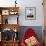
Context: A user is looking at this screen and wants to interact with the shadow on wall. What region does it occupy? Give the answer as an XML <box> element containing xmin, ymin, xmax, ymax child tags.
<box><xmin>18</xmin><ymin>26</ymin><xmax>44</xmax><ymax>44</ymax></box>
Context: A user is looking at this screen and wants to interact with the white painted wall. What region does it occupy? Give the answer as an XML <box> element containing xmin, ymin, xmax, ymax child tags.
<box><xmin>0</xmin><ymin>0</ymin><xmax>44</xmax><ymax>26</ymax></box>
<box><xmin>17</xmin><ymin>0</ymin><xmax>44</xmax><ymax>26</ymax></box>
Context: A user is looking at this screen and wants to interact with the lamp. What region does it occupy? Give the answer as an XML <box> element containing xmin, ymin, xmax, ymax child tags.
<box><xmin>15</xmin><ymin>0</ymin><xmax>17</xmax><ymax>7</ymax></box>
<box><xmin>13</xmin><ymin>28</ymin><xmax>18</xmax><ymax>41</ymax></box>
<box><xmin>14</xmin><ymin>28</ymin><xmax>17</xmax><ymax>32</ymax></box>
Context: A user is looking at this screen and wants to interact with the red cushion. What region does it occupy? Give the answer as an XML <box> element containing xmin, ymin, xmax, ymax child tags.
<box><xmin>21</xmin><ymin>28</ymin><xmax>41</xmax><ymax>46</ymax></box>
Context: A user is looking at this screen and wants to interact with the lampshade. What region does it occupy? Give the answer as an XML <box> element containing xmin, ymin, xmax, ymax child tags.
<box><xmin>13</xmin><ymin>28</ymin><xmax>17</xmax><ymax>32</ymax></box>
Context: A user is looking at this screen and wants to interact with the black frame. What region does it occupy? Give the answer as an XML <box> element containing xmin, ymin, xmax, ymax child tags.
<box><xmin>25</xmin><ymin>7</ymin><xmax>36</xmax><ymax>20</ymax></box>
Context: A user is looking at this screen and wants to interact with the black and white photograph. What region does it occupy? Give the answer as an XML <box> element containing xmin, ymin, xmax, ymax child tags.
<box><xmin>25</xmin><ymin>7</ymin><xmax>36</xmax><ymax>20</ymax></box>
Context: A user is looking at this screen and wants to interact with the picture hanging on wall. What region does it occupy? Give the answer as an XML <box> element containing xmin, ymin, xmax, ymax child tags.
<box><xmin>25</xmin><ymin>7</ymin><xmax>36</xmax><ymax>20</ymax></box>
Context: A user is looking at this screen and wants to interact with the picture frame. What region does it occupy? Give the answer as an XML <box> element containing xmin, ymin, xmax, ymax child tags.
<box><xmin>2</xmin><ymin>10</ymin><xmax>9</xmax><ymax>15</ymax></box>
<box><xmin>25</xmin><ymin>7</ymin><xmax>36</xmax><ymax>20</ymax></box>
<box><xmin>9</xmin><ymin>10</ymin><xmax>18</xmax><ymax>15</ymax></box>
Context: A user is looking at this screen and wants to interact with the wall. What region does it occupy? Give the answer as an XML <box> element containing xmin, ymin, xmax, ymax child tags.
<box><xmin>0</xmin><ymin>0</ymin><xmax>44</xmax><ymax>26</ymax></box>
<box><xmin>18</xmin><ymin>0</ymin><xmax>44</xmax><ymax>26</ymax></box>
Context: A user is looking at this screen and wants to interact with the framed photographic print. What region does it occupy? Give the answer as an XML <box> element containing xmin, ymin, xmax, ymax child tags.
<box><xmin>2</xmin><ymin>10</ymin><xmax>9</xmax><ymax>15</ymax></box>
<box><xmin>25</xmin><ymin>7</ymin><xmax>36</xmax><ymax>20</ymax></box>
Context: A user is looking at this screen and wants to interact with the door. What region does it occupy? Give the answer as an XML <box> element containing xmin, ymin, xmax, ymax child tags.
<box><xmin>43</xmin><ymin>0</ymin><xmax>46</xmax><ymax>26</ymax></box>
<box><xmin>43</xmin><ymin>0</ymin><xmax>46</xmax><ymax>46</ymax></box>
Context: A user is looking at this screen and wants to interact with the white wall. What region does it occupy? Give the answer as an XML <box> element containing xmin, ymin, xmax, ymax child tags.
<box><xmin>18</xmin><ymin>0</ymin><xmax>44</xmax><ymax>26</ymax></box>
<box><xmin>0</xmin><ymin>0</ymin><xmax>44</xmax><ymax>26</ymax></box>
